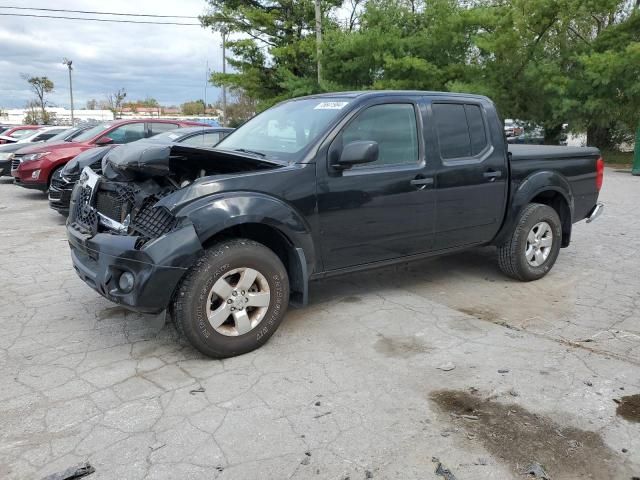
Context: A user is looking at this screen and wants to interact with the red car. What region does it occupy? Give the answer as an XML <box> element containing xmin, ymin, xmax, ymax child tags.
<box><xmin>0</xmin><ymin>125</ymin><xmax>41</xmax><ymax>144</ymax></box>
<box><xmin>12</xmin><ymin>119</ymin><xmax>206</xmax><ymax>191</ymax></box>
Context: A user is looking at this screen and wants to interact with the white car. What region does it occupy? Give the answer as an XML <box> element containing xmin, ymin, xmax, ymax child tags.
<box><xmin>0</xmin><ymin>126</ymin><xmax>69</xmax><ymax>145</ymax></box>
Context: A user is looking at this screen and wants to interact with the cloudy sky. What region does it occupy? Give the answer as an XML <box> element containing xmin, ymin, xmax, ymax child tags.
<box><xmin>0</xmin><ymin>1</ymin><xmax>224</xmax><ymax>109</ymax></box>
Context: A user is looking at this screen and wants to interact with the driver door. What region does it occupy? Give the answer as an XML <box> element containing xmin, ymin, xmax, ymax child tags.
<box><xmin>316</xmin><ymin>99</ymin><xmax>436</xmax><ymax>271</ymax></box>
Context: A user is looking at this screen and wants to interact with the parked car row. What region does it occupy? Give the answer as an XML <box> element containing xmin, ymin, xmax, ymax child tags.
<box><xmin>2</xmin><ymin>119</ymin><xmax>233</xmax><ymax>218</ymax></box>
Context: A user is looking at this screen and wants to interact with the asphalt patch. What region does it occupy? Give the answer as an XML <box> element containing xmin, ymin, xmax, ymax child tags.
<box><xmin>616</xmin><ymin>394</ymin><xmax>640</xmax><ymax>423</ymax></box>
<box><xmin>430</xmin><ymin>389</ymin><xmax>631</xmax><ymax>479</ymax></box>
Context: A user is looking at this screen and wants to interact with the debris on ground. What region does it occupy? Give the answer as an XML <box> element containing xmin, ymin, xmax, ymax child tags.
<box><xmin>41</xmin><ymin>463</ymin><xmax>95</xmax><ymax>480</ymax></box>
<box><xmin>437</xmin><ymin>362</ymin><xmax>456</xmax><ymax>371</ymax></box>
<box><xmin>314</xmin><ymin>411</ymin><xmax>332</xmax><ymax>419</ymax></box>
<box><xmin>498</xmin><ymin>369</ymin><xmax>510</xmax><ymax>374</ymax></box>
<box><xmin>434</xmin><ymin>461</ymin><xmax>457</xmax><ymax>480</ymax></box>
<box><xmin>523</xmin><ymin>462</ymin><xmax>550</xmax><ymax>479</ymax></box>
<box><xmin>615</xmin><ymin>394</ymin><xmax>640</xmax><ymax>423</ymax></box>
<box><xmin>365</xmin><ymin>469</ymin><xmax>373</xmax><ymax>478</ymax></box>
<box><xmin>149</xmin><ymin>442</ymin><xmax>166</xmax><ymax>451</ymax></box>
<box><xmin>189</xmin><ymin>386</ymin><xmax>205</xmax><ymax>395</ymax></box>
<box><xmin>584</xmin><ymin>380</ymin><xmax>593</xmax><ymax>387</ymax></box>
<box><xmin>474</xmin><ymin>458</ymin><xmax>489</xmax><ymax>466</ymax></box>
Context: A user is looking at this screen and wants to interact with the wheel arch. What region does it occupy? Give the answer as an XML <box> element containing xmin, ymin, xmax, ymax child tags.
<box><xmin>179</xmin><ymin>193</ymin><xmax>317</xmax><ymax>306</ymax></box>
<box><xmin>493</xmin><ymin>170</ymin><xmax>574</xmax><ymax>247</ymax></box>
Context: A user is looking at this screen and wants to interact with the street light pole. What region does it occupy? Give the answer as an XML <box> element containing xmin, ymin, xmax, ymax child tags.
<box><xmin>62</xmin><ymin>58</ymin><xmax>74</xmax><ymax>125</ymax></box>
<box><xmin>221</xmin><ymin>28</ymin><xmax>227</xmax><ymax>127</ymax></box>
<box><xmin>315</xmin><ymin>0</ymin><xmax>322</xmax><ymax>85</ymax></box>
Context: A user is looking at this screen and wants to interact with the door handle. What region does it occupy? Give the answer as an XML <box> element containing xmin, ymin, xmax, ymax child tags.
<box><xmin>483</xmin><ymin>170</ymin><xmax>502</xmax><ymax>181</ymax></box>
<box><xmin>410</xmin><ymin>177</ymin><xmax>434</xmax><ymax>189</ymax></box>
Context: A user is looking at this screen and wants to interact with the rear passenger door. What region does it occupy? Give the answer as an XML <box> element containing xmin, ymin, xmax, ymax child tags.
<box><xmin>429</xmin><ymin>101</ymin><xmax>507</xmax><ymax>249</ymax></box>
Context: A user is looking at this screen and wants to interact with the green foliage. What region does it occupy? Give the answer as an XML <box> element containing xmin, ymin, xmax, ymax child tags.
<box><xmin>201</xmin><ymin>0</ymin><xmax>640</xmax><ymax>147</ymax></box>
<box><xmin>181</xmin><ymin>99</ymin><xmax>206</xmax><ymax>115</ymax></box>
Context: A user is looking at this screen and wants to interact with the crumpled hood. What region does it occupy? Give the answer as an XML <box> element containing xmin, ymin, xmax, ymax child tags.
<box><xmin>102</xmin><ymin>143</ymin><xmax>285</xmax><ymax>181</ymax></box>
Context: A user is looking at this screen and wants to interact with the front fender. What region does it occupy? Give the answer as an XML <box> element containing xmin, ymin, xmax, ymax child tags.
<box><xmin>492</xmin><ymin>170</ymin><xmax>574</xmax><ymax>246</ymax></box>
<box><xmin>172</xmin><ymin>191</ymin><xmax>317</xmax><ymax>273</ymax></box>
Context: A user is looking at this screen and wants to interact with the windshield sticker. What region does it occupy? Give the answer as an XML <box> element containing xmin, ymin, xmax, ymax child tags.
<box><xmin>314</xmin><ymin>101</ymin><xmax>348</xmax><ymax>110</ymax></box>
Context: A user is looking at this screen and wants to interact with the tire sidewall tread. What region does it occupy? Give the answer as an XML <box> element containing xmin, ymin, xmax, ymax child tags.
<box><xmin>172</xmin><ymin>239</ymin><xmax>289</xmax><ymax>358</ymax></box>
<box><xmin>498</xmin><ymin>203</ymin><xmax>562</xmax><ymax>282</ymax></box>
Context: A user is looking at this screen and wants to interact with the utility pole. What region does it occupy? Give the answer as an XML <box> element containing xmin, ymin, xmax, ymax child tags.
<box><xmin>315</xmin><ymin>0</ymin><xmax>322</xmax><ymax>85</ymax></box>
<box><xmin>62</xmin><ymin>58</ymin><xmax>74</xmax><ymax>125</ymax></box>
<box><xmin>221</xmin><ymin>28</ymin><xmax>228</xmax><ymax>127</ymax></box>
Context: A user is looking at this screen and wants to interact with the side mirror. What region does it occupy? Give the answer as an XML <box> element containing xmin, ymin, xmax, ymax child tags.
<box><xmin>334</xmin><ymin>141</ymin><xmax>379</xmax><ymax>169</ymax></box>
<box><xmin>95</xmin><ymin>136</ymin><xmax>113</xmax><ymax>146</ymax></box>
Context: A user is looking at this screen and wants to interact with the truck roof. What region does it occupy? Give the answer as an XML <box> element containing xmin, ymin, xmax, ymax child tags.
<box><xmin>294</xmin><ymin>90</ymin><xmax>491</xmax><ymax>102</ymax></box>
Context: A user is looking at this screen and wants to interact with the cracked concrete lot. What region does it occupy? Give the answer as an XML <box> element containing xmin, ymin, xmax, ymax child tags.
<box><xmin>1</xmin><ymin>169</ymin><xmax>639</xmax><ymax>480</ymax></box>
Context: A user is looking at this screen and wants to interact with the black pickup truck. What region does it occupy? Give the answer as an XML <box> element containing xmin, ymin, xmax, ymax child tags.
<box><xmin>66</xmin><ymin>91</ymin><xmax>604</xmax><ymax>358</ymax></box>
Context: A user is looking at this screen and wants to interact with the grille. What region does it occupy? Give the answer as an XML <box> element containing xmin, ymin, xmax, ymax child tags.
<box><xmin>95</xmin><ymin>184</ymin><xmax>135</xmax><ymax>224</ymax></box>
<box><xmin>131</xmin><ymin>197</ymin><xmax>178</xmax><ymax>246</ymax></box>
<box><xmin>11</xmin><ymin>157</ymin><xmax>21</xmax><ymax>171</ymax></box>
<box><xmin>89</xmin><ymin>159</ymin><xmax>103</xmax><ymax>174</ymax></box>
<box><xmin>70</xmin><ymin>186</ymin><xmax>98</xmax><ymax>235</ymax></box>
<box><xmin>48</xmin><ymin>188</ymin><xmax>62</xmax><ymax>200</ymax></box>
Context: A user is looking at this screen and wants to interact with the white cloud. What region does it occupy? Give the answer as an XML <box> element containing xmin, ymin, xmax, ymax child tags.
<box><xmin>0</xmin><ymin>0</ymin><xmax>224</xmax><ymax>108</ymax></box>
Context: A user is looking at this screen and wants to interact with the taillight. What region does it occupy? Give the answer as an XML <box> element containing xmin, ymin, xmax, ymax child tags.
<box><xmin>596</xmin><ymin>157</ymin><xmax>604</xmax><ymax>191</ymax></box>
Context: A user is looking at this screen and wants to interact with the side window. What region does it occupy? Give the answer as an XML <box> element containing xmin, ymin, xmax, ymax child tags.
<box><xmin>433</xmin><ymin>103</ymin><xmax>471</xmax><ymax>159</ymax></box>
<box><xmin>149</xmin><ymin>122</ymin><xmax>179</xmax><ymax>136</ymax></box>
<box><xmin>107</xmin><ymin>123</ymin><xmax>146</xmax><ymax>144</ymax></box>
<box><xmin>339</xmin><ymin>103</ymin><xmax>419</xmax><ymax>168</ymax></box>
<box><xmin>181</xmin><ymin>132</ymin><xmax>222</xmax><ymax>147</ymax></box>
<box><xmin>465</xmin><ymin>104</ymin><xmax>487</xmax><ymax>155</ymax></box>
<box><xmin>433</xmin><ymin>103</ymin><xmax>488</xmax><ymax>159</ymax></box>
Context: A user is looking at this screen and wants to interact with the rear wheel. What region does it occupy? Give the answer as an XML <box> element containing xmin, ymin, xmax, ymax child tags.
<box><xmin>172</xmin><ymin>239</ymin><xmax>289</xmax><ymax>358</ymax></box>
<box><xmin>497</xmin><ymin>203</ymin><xmax>562</xmax><ymax>281</ymax></box>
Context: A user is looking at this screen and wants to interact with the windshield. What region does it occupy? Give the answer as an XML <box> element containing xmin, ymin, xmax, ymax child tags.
<box><xmin>215</xmin><ymin>98</ymin><xmax>351</xmax><ymax>161</ymax></box>
<box><xmin>73</xmin><ymin>123</ymin><xmax>114</xmax><ymax>142</ymax></box>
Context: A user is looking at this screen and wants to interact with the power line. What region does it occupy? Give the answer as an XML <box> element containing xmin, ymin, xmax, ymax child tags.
<box><xmin>0</xmin><ymin>12</ymin><xmax>201</xmax><ymax>25</ymax></box>
<box><xmin>0</xmin><ymin>5</ymin><xmax>199</xmax><ymax>19</ymax></box>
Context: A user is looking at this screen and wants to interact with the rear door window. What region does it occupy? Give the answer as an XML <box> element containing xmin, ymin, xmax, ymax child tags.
<box><xmin>433</xmin><ymin>103</ymin><xmax>471</xmax><ymax>159</ymax></box>
<box><xmin>433</xmin><ymin>102</ymin><xmax>488</xmax><ymax>159</ymax></box>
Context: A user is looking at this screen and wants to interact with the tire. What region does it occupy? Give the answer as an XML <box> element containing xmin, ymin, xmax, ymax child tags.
<box><xmin>497</xmin><ymin>203</ymin><xmax>562</xmax><ymax>281</ymax></box>
<box><xmin>172</xmin><ymin>238</ymin><xmax>289</xmax><ymax>358</ymax></box>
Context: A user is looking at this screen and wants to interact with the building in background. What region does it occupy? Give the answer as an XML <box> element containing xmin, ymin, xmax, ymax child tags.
<box><xmin>0</xmin><ymin>108</ymin><xmax>113</xmax><ymax>126</ymax></box>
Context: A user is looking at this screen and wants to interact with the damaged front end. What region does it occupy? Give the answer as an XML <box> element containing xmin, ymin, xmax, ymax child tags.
<box><xmin>66</xmin><ymin>144</ymin><xmax>283</xmax><ymax>313</ymax></box>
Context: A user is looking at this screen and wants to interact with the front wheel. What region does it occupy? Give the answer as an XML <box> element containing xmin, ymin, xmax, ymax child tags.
<box><xmin>172</xmin><ymin>239</ymin><xmax>289</xmax><ymax>358</ymax></box>
<box><xmin>497</xmin><ymin>203</ymin><xmax>562</xmax><ymax>281</ymax></box>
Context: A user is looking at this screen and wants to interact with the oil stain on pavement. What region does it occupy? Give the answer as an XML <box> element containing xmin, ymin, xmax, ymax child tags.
<box><xmin>431</xmin><ymin>389</ymin><xmax>632</xmax><ymax>479</ymax></box>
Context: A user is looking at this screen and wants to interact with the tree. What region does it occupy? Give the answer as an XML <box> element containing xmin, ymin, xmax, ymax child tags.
<box><xmin>201</xmin><ymin>0</ymin><xmax>344</xmax><ymax>109</ymax></box>
<box><xmin>86</xmin><ymin>99</ymin><xmax>98</xmax><ymax>110</ymax></box>
<box><xmin>181</xmin><ymin>99</ymin><xmax>206</xmax><ymax>115</ymax></box>
<box><xmin>214</xmin><ymin>89</ymin><xmax>256</xmax><ymax>127</ymax></box>
<box><xmin>105</xmin><ymin>88</ymin><xmax>127</xmax><ymax>118</ymax></box>
<box><xmin>22</xmin><ymin>74</ymin><xmax>54</xmax><ymax>124</ymax></box>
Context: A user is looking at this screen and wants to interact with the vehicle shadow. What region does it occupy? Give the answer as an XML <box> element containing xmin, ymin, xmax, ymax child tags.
<box><xmin>307</xmin><ymin>247</ymin><xmax>503</xmax><ymax>306</ymax></box>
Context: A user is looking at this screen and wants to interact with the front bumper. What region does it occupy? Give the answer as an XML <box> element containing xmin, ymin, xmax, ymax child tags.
<box><xmin>49</xmin><ymin>175</ymin><xmax>74</xmax><ymax>214</ymax></box>
<box><xmin>14</xmin><ymin>177</ymin><xmax>48</xmax><ymax>191</ymax></box>
<box><xmin>67</xmin><ymin>222</ymin><xmax>204</xmax><ymax>313</ymax></box>
<box><xmin>0</xmin><ymin>159</ymin><xmax>11</xmax><ymax>176</ymax></box>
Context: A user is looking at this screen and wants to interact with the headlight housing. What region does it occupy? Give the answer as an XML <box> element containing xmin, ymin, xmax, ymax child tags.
<box><xmin>22</xmin><ymin>152</ymin><xmax>51</xmax><ymax>162</ymax></box>
<box><xmin>0</xmin><ymin>152</ymin><xmax>14</xmax><ymax>161</ymax></box>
